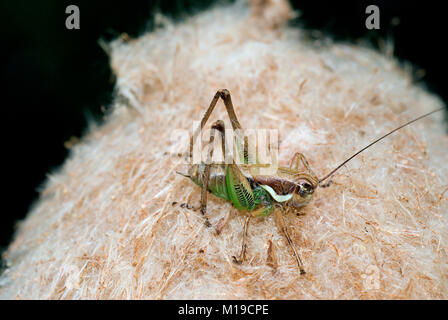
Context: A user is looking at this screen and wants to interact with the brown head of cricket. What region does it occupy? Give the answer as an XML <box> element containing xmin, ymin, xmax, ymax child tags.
<box><xmin>252</xmin><ymin>165</ymin><xmax>319</xmax><ymax>209</ymax></box>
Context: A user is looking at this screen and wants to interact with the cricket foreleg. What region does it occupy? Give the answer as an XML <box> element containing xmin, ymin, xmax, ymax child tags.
<box><xmin>232</xmin><ymin>215</ymin><xmax>251</xmax><ymax>264</ymax></box>
<box><xmin>274</xmin><ymin>210</ymin><xmax>306</xmax><ymax>275</ymax></box>
<box><xmin>289</xmin><ymin>152</ymin><xmax>315</xmax><ymax>176</ymax></box>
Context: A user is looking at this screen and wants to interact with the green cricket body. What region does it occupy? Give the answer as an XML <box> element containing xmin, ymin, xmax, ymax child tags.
<box><xmin>188</xmin><ymin>162</ymin><xmax>318</xmax><ymax>217</ymax></box>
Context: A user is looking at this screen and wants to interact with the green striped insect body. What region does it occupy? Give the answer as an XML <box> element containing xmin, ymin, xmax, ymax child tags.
<box><xmin>189</xmin><ymin>163</ymin><xmax>276</xmax><ymax>217</ymax></box>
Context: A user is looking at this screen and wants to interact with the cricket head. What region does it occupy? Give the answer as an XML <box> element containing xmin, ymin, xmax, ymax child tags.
<box><xmin>290</xmin><ymin>174</ymin><xmax>319</xmax><ymax>208</ymax></box>
<box><xmin>259</xmin><ymin>107</ymin><xmax>444</xmax><ymax>211</ymax></box>
<box><xmin>267</xmin><ymin>107</ymin><xmax>444</xmax><ymax>209</ymax></box>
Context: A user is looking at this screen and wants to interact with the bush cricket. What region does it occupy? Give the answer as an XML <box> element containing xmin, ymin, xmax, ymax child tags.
<box><xmin>178</xmin><ymin>89</ymin><xmax>444</xmax><ymax>275</ymax></box>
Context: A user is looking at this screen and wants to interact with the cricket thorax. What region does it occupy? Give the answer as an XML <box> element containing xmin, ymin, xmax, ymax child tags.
<box><xmin>253</xmin><ymin>170</ymin><xmax>317</xmax><ymax>208</ymax></box>
<box><xmin>253</xmin><ymin>175</ymin><xmax>296</xmax><ymax>195</ymax></box>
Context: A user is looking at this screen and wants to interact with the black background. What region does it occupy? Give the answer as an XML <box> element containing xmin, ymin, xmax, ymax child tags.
<box><xmin>0</xmin><ymin>0</ymin><xmax>447</xmax><ymax>253</ymax></box>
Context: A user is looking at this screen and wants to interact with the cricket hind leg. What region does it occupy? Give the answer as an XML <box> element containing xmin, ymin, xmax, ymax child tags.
<box><xmin>232</xmin><ymin>215</ymin><xmax>251</xmax><ymax>264</ymax></box>
<box><xmin>274</xmin><ymin>209</ymin><xmax>306</xmax><ymax>275</ymax></box>
<box><xmin>189</xmin><ymin>89</ymin><xmax>248</xmax><ymax>163</ymax></box>
<box><xmin>199</xmin><ymin>120</ymin><xmax>225</xmax><ymax>227</ymax></box>
<box><xmin>208</xmin><ymin>120</ymin><xmax>233</xmax><ymax>235</ymax></box>
<box><xmin>206</xmin><ymin>120</ymin><xmax>252</xmax><ymax>237</ymax></box>
<box><xmin>199</xmin><ymin>119</ymin><xmax>230</xmax><ymax>227</ymax></box>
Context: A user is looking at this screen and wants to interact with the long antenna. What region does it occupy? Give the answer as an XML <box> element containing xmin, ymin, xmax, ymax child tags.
<box><xmin>318</xmin><ymin>107</ymin><xmax>445</xmax><ymax>184</ymax></box>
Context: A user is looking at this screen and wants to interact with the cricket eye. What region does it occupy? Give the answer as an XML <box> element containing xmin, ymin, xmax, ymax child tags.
<box><xmin>297</xmin><ymin>179</ymin><xmax>315</xmax><ymax>197</ymax></box>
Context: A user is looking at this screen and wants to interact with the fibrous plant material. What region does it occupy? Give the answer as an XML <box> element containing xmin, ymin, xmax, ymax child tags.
<box><xmin>0</xmin><ymin>0</ymin><xmax>447</xmax><ymax>299</ymax></box>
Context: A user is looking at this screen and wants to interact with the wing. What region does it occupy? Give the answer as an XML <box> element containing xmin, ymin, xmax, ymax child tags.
<box><xmin>225</xmin><ymin>164</ymin><xmax>255</xmax><ymax>211</ymax></box>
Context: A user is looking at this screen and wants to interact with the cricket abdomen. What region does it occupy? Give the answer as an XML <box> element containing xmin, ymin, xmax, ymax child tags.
<box><xmin>188</xmin><ymin>163</ymin><xmax>273</xmax><ymax>216</ymax></box>
<box><xmin>189</xmin><ymin>164</ymin><xmax>230</xmax><ymax>201</ymax></box>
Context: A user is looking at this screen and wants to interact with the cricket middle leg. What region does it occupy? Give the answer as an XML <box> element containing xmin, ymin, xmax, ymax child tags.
<box><xmin>232</xmin><ymin>215</ymin><xmax>251</xmax><ymax>264</ymax></box>
<box><xmin>274</xmin><ymin>209</ymin><xmax>306</xmax><ymax>275</ymax></box>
